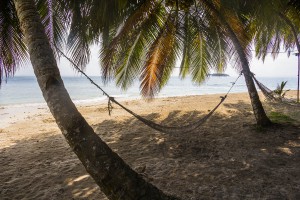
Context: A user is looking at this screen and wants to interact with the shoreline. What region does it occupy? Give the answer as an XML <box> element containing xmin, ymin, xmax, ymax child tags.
<box><xmin>1</xmin><ymin>76</ymin><xmax>298</xmax><ymax>107</ymax></box>
<box><xmin>0</xmin><ymin>91</ymin><xmax>245</xmax><ymax>129</ymax></box>
<box><xmin>0</xmin><ymin>92</ymin><xmax>233</xmax><ymax>128</ymax></box>
<box><xmin>0</xmin><ymin>90</ymin><xmax>246</xmax><ymax>107</ymax></box>
<box><xmin>1</xmin><ymin>90</ymin><xmax>299</xmax><ymax>129</ymax></box>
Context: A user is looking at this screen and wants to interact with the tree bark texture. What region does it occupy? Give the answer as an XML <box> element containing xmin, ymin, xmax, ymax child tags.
<box><xmin>13</xmin><ymin>0</ymin><xmax>179</xmax><ymax>199</ymax></box>
<box><xmin>228</xmin><ymin>31</ymin><xmax>272</xmax><ymax>126</ymax></box>
<box><xmin>201</xmin><ymin>0</ymin><xmax>272</xmax><ymax>126</ymax></box>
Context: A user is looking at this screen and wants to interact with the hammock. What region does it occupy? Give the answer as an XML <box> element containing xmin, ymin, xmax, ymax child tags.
<box><xmin>252</xmin><ymin>75</ymin><xmax>298</xmax><ymax>105</ymax></box>
<box><xmin>109</xmin><ymin>95</ymin><xmax>226</xmax><ymax>134</ymax></box>
<box><xmin>56</xmin><ymin>46</ymin><xmax>241</xmax><ymax>134</ymax></box>
<box><xmin>252</xmin><ymin>76</ymin><xmax>278</xmax><ymax>101</ymax></box>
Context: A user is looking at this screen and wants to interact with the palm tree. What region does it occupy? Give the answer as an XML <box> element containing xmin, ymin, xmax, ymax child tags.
<box><xmin>1</xmin><ymin>0</ymin><xmax>179</xmax><ymax>199</ymax></box>
<box><xmin>0</xmin><ymin>0</ymin><xmax>28</xmax><ymax>84</ymax></box>
<box><xmin>273</xmin><ymin>81</ymin><xmax>290</xmax><ymax>99</ymax></box>
<box><xmin>249</xmin><ymin>0</ymin><xmax>300</xmax><ymax>103</ymax></box>
<box><xmin>100</xmin><ymin>0</ymin><xmax>271</xmax><ymax>126</ymax></box>
<box><xmin>199</xmin><ymin>0</ymin><xmax>271</xmax><ymax>126</ymax></box>
<box><xmin>250</xmin><ymin>0</ymin><xmax>300</xmax><ymax>60</ymax></box>
<box><xmin>65</xmin><ymin>0</ymin><xmax>151</xmax><ymax>69</ymax></box>
<box><xmin>0</xmin><ymin>0</ymin><xmax>67</xmax><ymax>85</ymax></box>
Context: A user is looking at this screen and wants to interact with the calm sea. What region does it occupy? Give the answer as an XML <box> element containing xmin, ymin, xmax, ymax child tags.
<box><xmin>0</xmin><ymin>76</ymin><xmax>298</xmax><ymax>106</ymax></box>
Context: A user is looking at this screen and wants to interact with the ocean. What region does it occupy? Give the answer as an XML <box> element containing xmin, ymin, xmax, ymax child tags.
<box><xmin>0</xmin><ymin>76</ymin><xmax>298</xmax><ymax>106</ymax></box>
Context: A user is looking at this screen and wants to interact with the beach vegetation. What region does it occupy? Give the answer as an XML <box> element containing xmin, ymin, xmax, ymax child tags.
<box><xmin>248</xmin><ymin>0</ymin><xmax>300</xmax><ymax>61</ymax></box>
<box><xmin>273</xmin><ymin>81</ymin><xmax>290</xmax><ymax>98</ymax></box>
<box><xmin>269</xmin><ymin>111</ymin><xmax>296</xmax><ymax>124</ymax></box>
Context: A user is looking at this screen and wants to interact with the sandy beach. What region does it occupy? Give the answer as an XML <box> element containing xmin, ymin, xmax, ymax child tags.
<box><xmin>0</xmin><ymin>92</ymin><xmax>299</xmax><ymax>199</ymax></box>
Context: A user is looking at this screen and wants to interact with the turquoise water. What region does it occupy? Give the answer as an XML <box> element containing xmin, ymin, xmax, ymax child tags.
<box><xmin>0</xmin><ymin>76</ymin><xmax>298</xmax><ymax>106</ymax></box>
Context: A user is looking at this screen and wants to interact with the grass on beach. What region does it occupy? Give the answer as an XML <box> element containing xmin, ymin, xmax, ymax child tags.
<box><xmin>269</xmin><ymin>111</ymin><xmax>296</xmax><ymax>124</ymax></box>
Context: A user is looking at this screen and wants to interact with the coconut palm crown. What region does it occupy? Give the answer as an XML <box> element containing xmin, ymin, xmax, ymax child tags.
<box><xmin>101</xmin><ymin>0</ymin><xmax>253</xmax><ymax>97</ymax></box>
<box><xmin>247</xmin><ymin>0</ymin><xmax>300</xmax><ymax>60</ymax></box>
<box><xmin>0</xmin><ymin>0</ymin><xmax>71</xmax><ymax>85</ymax></box>
<box><xmin>0</xmin><ymin>0</ymin><xmax>141</xmax><ymax>85</ymax></box>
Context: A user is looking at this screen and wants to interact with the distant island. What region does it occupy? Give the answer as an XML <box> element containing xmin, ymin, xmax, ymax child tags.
<box><xmin>208</xmin><ymin>73</ymin><xmax>230</xmax><ymax>77</ymax></box>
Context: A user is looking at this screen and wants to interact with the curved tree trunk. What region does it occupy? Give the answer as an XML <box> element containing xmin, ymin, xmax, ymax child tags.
<box><xmin>13</xmin><ymin>0</ymin><xmax>179</xmax><ymax>199</ymax></box>
<box><xmin>225</xmin><ymin>28</ymin><xmax>272</xmax><ymax>126</ymax></box>
<box><xmin>202</xmin><ymin>0</ymin><xmax>272</xmax><ymax>127</ymax></box>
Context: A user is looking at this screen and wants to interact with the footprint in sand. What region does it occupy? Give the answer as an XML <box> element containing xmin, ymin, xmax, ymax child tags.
<box><xmin>42</xmin><ymin>118</ymin><xmax>55</xmax><ymax>123</ymax></box>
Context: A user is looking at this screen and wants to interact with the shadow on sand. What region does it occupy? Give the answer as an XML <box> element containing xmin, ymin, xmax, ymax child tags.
<box><xmin>0</xmin><ymin>100</ymin><xmax>299</xmax><ymax>199</ymax></box>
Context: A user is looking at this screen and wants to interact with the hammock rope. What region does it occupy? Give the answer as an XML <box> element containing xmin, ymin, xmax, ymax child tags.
<box><xmin>251</xmin><ymin>73</ymin><xmax>298</xmax><ymax>105</ymax></box>
<box><xmin>55</xmin><ymin>46</ymin><xmax>242</xmax><ymax>134</ymax></box>
<box><xmin>252</xmin><ymin>76</ymin><xmax>278</xmax><ymax>101</ymax></box>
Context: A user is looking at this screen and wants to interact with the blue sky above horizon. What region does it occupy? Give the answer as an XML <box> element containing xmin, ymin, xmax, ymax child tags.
<box><xmin>16</xmin><ymin>46</ymin><xmax>299</xmax><ymax>78</ymax></box>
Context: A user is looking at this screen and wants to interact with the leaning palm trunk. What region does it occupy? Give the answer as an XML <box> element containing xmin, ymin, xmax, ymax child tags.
<box><xmin>227</xmin><ymin>29</ymin><xmax>272</xmax><ymax>126</ymax></box>
<box><xmin>201</xmin><ymin>0</ymin><xmax>271</xmax><ymax>126</ymax></box>
<box><xmin>13</xmin><ymin>0</ymin><xmax>178</xmax><ymax>199</ymax></box>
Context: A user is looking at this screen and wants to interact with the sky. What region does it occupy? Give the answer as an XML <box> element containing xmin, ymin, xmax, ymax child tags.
<box><xmin>16</xmin><ymin>45</ymin><xmax>299</xmax><ymax>78</ymax></box>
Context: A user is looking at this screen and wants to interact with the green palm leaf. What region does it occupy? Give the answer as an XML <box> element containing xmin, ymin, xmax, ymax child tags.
<box><xmin>66</xmin><ymin>0</ymin><xmax>92</xmax><ymax>69</ymax></box>
<box><xmin>140</xmin><ymin>11</ymin><xmax>179</xmax><ymax>97</ymax></box>
<box><xmin>101</xmin><ymin>0</ymin><xmax>162</xmax><ymax>81</ymax></box>
<box><xmin>36</xmin><ymin>0</ymin><xmax>68</xmax><ymax>58</ymax></box>
<box><xmin>0</xmin><ymin>0</ymin><xmax>28</xmax><ymax>85</ymax></box>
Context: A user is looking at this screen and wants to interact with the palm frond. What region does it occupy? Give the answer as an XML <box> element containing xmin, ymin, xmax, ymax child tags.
<box><xmin>196</xmin><ymin>0</ymin><xmax>252</xmax><ymax>72</ymax></box>
<box><xmin>115</xmin><ymin>32</ymin><xmax>145</xmax><ymax>89</ymax></box>
<box><xmin>0</xmin><ymin>0</ymin><xmax>28</xmax><ymax>85</ymax></box>
<box><xmin>101</xmin><ymin>0</ymin><xmax>161</xmax><ymax>81</ymax></box>
<box><xmin>179</xmin><ymin>11</ymin><xmax>192</xmax><ymax>78</ymax></box>
<box><xmin>66</xmin><ymin>0</ymin><xmax>91</xmax><ymax>69</ymax></box>
<box><xmin>248</xmin><ymin>0</ymin><xmax>300</xmax><ymax>61</ymax></box>
<box><xmin>189</xmin><ymin>29</ymin><xmax>210</xmax><ymax>83</ymax></box>
<box><xmin>188</xmin><ymin>5</ymin><xmax>231</xmax><ymax>81</ymax></box>
<box><xmin>140</xmin><ymin>11</ymin><xmax>179</xmax><ymax>97</ymax></box>
<box><xmin>108</xmin><ymin>2</ymin><xmax>167</xmax><ymax>90</ymax></box>
<box><xmin>36</xmin><ymin>0</ymin><xmax>68</xmax><ymax>59</ymax></box>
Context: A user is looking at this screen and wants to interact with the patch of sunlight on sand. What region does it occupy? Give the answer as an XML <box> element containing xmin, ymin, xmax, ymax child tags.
<box><xmin>278</xmin><ymin>147</ymin><xmax>293</xmax><ymax>155</ymax></box>
<box><xmin>73</xmin><ymin>187</ymin><xmax>99</xmax><ymax>198</ymax></box>
<box><xmin>155</xmin><ymin>137</ymin><xmax>165</xmax><ymax>144</ymax></box>
<box><xmin>67</xmin><ymin>174</ymin><xmax>89</xmax><ymax>186</ymax></box>
<box><xmin>287</xmin><ymin>141</ymin><xmax>300</xmax><ymax>147</ymax></box>
<box><xmin>0</xmin><ymin>141</ymin><xmax>17</xmax><ymax>150</ymax></box>
<box><xmin>260</xmin><ymin>148</ymin><xmax>268</xmax><ymax>154</ymax></box>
